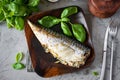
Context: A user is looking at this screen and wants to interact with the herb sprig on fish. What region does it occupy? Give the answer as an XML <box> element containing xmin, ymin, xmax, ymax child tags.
<box><xmin>38</xmin><ymin>6</ymin><xmax>86</xmax><ymax>43</ymax></box>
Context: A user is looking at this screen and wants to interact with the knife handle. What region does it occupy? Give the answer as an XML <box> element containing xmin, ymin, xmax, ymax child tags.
<box><xmin>100</xmin><ymin>51</ymin><xmax>107</xmax><ymax>80</ymax></box>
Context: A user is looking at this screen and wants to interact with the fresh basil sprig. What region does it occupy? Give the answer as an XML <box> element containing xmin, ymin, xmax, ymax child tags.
<box><xmin>0</xmin><ymin>0</ymin><xmax>40</xmax><ymax>30</ymax></box>
<box><xmin>12</xmin><ymin>52</ymin><xmax>25</xmax><ymax>70</ymax></box>
<box><xmin>38</xmin><ymin>6</ymin><xmax>86</xmax><ymax>43</ymax></box>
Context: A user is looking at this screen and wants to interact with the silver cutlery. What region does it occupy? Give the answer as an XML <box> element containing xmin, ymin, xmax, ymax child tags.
<box><xmin>109</xmin><ymin>23</ymin><xmax>118</xmax><ymax>80</ymax></box>
<box><xmin>100</xmin><ymin>24</ymin><xmax>110</xmax><ymax>80</ymax></box>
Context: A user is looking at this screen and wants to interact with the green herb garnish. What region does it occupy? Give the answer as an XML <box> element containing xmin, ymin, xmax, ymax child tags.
<box><xmin>38</xmin><ymin>6</ymin><xmax>86</xmax><ymax>43</ymax></box>
<box><xmin>38</xmin><ymin>16</ymin><xmax>61</xmax><ymax>28</ymax></box>
<box><xmin>71</xmin><ymin>24</ymin><xmax>86</xmax><ymax>43</ymax></box>
<box><xmin>12</xmin><ymin>62</ymin><xmax>25</xmax><ymax>70</ymax></box>
<box><xmin>12</xmin><ymin>52</ymin><xmax>25</xmax><ymax>70</ymax></box>
<box><xmin>0</xmin><ymin>0</ymin><xmax>40</xmax><ymax>30</ymax></box>
<box><xmin>92</xmin><ymin>71</ymin><xmax>99</xmax><ymax>76</ymax></box>
<box><xmin>16</xmin><ymin>52</ymin><xmax>23</xmax><ymax>62</ymax></box>
<box><xmin>61</xmin><ymin>22</ymin><xmax>72</xmax><ymax>37</ymax></box>
<box><xmin>61</xmin><ymin>6</ymin><xmax>78</xmax><ymax>18</ymax></box>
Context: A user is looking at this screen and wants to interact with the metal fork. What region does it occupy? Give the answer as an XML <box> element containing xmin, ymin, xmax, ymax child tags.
<box><xmin>109</xmin><ymin>23</ymin><xmax>118</xmax><ymax>80</ymax></box>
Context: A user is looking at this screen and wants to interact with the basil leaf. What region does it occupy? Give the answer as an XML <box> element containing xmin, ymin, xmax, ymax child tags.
<box><xmin>61</xmin><ymin>17</ymin><xmax>70</xmax><ymax>22</ymax></box>
<box><xmin>38</xmin><ymin>16</ymin><xmax>61</xmax><ymax>28</ymax></box>
<box><xmin>0</xmin><ymin>12</ymin><xmax>5</xmax><ymax>21</ymax></box>
<box><xmin>3</xmin><ymin>9</ymin><xmax>14</xmax><ymax>18</ymax></box>
<box><xmin>61</xmin><ymin>22</ymin><xmax>72</xmax><ymax>37</ymax></box>
<box><xmin>6</xmin><ymin>17</ymin><xmax>15</xmax><ymax>28</ymax></box>
<box><xmin>61</xmin><ymin>6</ymin><xmax>78</xmax><ymax>18</ymax></box>
<box><xmin>12</xmin><ymin>63</ymin><xmax>25</xmax><ymax>70</ymax></box>
<box><xmin>15</xmin><ymin>17</ymin><xmax>24</xmax><ymax>30</ymax></box>
<box><xmin>0</xmin><ymin>3</ymin><xmax>3</xmax><ymax>13</ymax></box>
<box><xmin>72</xmin><ymin>24</ymin><xmax>86</xmax><ymax>43</ymax></box>
<box><xmin>8</xmin><ymin>3</ymin><xmax>27</xmax><ymax>16</ymax></box>
<box><xmin>28</xmin><ymin>0</ymin><xmax>40</xmax><ymax>7</ymax></box>
<box><xmin>16</xmin><ymin>52</ymin><xmax>23</xmax><ymax>62</ymax></box>
<box><xmin>8</xmin><ymin>2</ymin><xmax>19</xmax><ymax>13</ymax></box>
<box><xmin>14</xmin><ymin>6</ymin><xmax>27</xmax><ymax>16</ymax></box>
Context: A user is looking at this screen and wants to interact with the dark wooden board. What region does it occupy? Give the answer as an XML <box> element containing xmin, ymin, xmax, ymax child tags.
<box><xmin>24</xmin><ymin>6</ymin><xmax>95</xmax><ymax>78</ymax></box>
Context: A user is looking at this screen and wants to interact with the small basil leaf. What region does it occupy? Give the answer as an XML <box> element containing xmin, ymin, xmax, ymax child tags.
<box><xmin>3</xmin><ymin>8</ymin><xmax>14</xmax><ymax>18</ymax></box>
<box><xmin>28</xmin><ymin>0</ymin><xmax>40</xmax><ymax>7</ymax></box>
<box><xmin>12</xmin><ymin>63</ymin><xmax>25</xmax><ymax>70</ymax></box>
<box><xmin>8</xmin><ymin>2</ymin><xmax>19</xmax><ymax>13</ymax></box>
<box><xmin>8</xmin><ymin>2</ymin><xmax>27</xmax><ymax>16</ymax></box>
<box><xmin>6</xmin><ymin>20</ymin><xmax>12</xmax><ymax>28</ymax></box>
<box><xmin>16</xmin><ymin>52</ymin><xmax>23</xmax><ymax>62</ymax></box>
<box><xmin>61</xmin><ymin>22</ymin><xmax>72</xmax><ymax>37</ymax></box>
<box><xmin>38</xmin><ymin>16</ymin><xmax>61</xmax><ymax>28</ymax></box>
<box><xmin>0</xmin><ymin>12</ymin><xmax>5</xmax><ymax>21</ymax></box>
<box><xmin>15</xmin><ymin>17</ymin><xmax>24</xmax><ymax>30</ymax></box>
<box><xmin>61</xmin><ymin>18</ymin><xmax>70</xmax><ymax>22</ymax></box>
<box><xmin>61</xmin><ymin>6</ymin><xmax>78</xmax><ymax>18</ymax></box>
<box><xmin>6</xmin><ymin>17</ymin><xmax>15</xmax><ymax>28</ymax></box>
<box><xmin>14</xmin><ymin>6</ymin><xmax>27</xmax><ymax>16</ymax></box>
<box><xmin>72</xmin><ymin>24</ymin><xmax>86</xmax><ymax>43</ymax></box>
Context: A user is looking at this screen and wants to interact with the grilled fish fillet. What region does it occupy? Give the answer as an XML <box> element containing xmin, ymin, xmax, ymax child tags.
<box><xmin>28</xmin><ymin>20</ymin><xmax>91</xmax><ymax>68</ymax></box>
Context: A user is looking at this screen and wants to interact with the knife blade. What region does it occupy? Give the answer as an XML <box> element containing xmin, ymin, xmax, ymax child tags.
<box><xmin>100</xmin><ymin>25</ymin><xmax>109</xmax><ymax>80</ymax></box>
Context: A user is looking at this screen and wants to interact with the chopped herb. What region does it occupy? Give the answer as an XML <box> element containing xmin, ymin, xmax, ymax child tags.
<box><xmin>92</xmin><ymin>71</ymin><xmax>99</xmax><ymax>76</ymax></box>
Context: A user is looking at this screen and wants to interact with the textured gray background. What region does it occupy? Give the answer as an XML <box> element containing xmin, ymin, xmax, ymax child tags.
<box><xmin>0</xmin><ymin>0</ymin><xmax>120</xmax><ymax>80</ymax></box>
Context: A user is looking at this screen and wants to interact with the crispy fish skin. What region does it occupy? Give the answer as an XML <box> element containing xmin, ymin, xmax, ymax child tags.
<box><xmin>28</xmin><ymin>20</ymin><xmax>91</xmax><ymax>68</ymax></box>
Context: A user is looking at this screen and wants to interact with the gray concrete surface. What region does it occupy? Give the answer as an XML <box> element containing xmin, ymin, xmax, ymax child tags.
<box><xmin>0</xmin><ymin>0</ymin><xmax>120</xmax><ymax>80</ymax></box>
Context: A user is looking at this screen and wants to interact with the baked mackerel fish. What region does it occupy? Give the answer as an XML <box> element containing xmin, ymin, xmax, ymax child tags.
<box><xmin>28</xmin><ymin>20</ymin><xmax>91</xmax><ymax>68</ymax></box>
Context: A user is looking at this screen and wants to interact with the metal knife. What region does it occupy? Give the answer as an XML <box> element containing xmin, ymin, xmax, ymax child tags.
<box><xmin>100</xmin><ymin>25</ymin><xmax>109</xmax><ymax>80</ymax></box>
